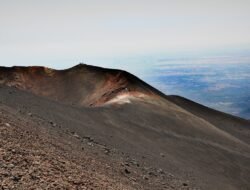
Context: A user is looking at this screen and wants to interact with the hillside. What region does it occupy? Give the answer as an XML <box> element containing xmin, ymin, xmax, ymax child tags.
<box><xmin>0</xmin><ymin>64</ymin><xmax>250</xmax><ymax>190</ymax></box>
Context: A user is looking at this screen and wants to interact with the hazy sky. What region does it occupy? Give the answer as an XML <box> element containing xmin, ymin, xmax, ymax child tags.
<box><xmin>1</xmin><ymin>0</ymin><xmax>250</xmax><ymax>69</ymax></box>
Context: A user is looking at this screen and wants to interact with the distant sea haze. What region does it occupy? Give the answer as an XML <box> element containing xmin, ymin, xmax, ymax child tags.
<box><xmin>144</xmin><ymin>55</ymin><xmax>250</xmax><ymax>119</ymax></box>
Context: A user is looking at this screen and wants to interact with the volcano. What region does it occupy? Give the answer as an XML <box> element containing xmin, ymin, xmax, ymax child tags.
<box><xmin>0</xmin><ymin>64</ymin><xmax>249</xmax><ymax>190</ymax></box>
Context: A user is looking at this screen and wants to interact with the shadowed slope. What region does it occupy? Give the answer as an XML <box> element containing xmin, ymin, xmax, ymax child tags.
<box><xmin>168</xmin><ymin>95</ymin><xmax>250</xmax><ymax>144</ymax></box>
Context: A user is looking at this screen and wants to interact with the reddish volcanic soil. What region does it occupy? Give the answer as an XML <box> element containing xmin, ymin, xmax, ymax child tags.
<box><xmin>0</xmin><ymin>64</ymin><xmax>159</xmax><ymax>107</ymax></box>
<box><xmin>0</xmin><ymin>64</ymin><xmax>250</xmax><ymax>190</ymax></box>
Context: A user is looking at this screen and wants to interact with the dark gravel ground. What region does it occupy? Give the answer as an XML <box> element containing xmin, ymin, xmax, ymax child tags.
<box><xmin>0</xmin><ymin>104</ymin><xmax>193</xmax><ymax>190</ymax></box>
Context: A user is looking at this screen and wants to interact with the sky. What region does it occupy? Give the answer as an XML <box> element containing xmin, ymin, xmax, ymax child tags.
<box><xmin>1</xmin><ymin>0</ymin><xmax>250</xmax><ymax>69</ymax></box>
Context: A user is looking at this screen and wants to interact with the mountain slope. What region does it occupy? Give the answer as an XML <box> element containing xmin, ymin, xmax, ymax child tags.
<box><xmin>0</xmin><ymin>64</ymin><xmax>162</xmax><ymax>107</ymax></box>
<box><xmin>0</xmin><ymin>64</ymin><xmax>250</xmax><ymax>190</ymax></box>
<box><xmin>168</xmin><ymin>95</ymin><xmax>250</xmax><ymax>144</ymax></box>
